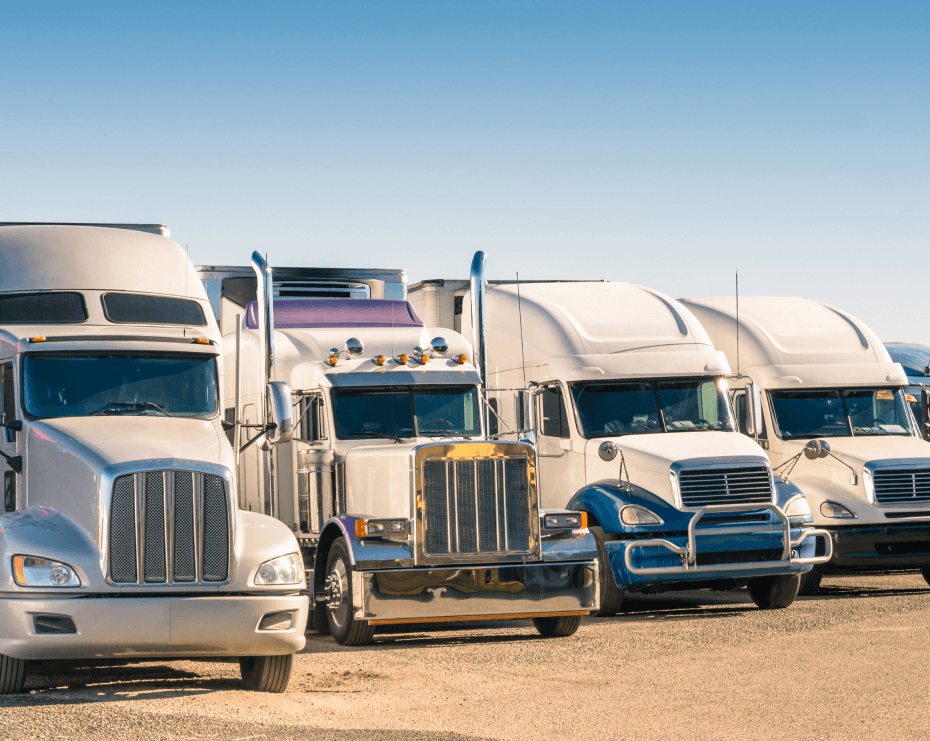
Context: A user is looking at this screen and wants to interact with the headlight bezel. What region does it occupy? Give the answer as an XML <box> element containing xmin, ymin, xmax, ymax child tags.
<box><xmin>784</xmin><ymin>496</ymin><xmax>812</xmax><ymax>518</ymax></box>
<box><xmin>820</xmin><ymin>500</ymin><xmax>857</xmax><ymax>519</ymax></box>
<box><xmin>253</xmin><ymin>553</ymin><xmax>303</xmax><ymax>586</ymax></box>
<box><xmin>620</xmin><ymin>505</ymin><xmax>664</xmax><ymax>526</ymax></box>
<box><xmin>12</xmin><ymin>555</ymin><xmax>81</xmax><ymax>588</ymax></box>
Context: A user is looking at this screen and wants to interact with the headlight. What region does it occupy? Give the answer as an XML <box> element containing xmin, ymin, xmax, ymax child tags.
<box><xmin>12</xmin><ymin>556</ymin><xmax>80</xmax><ymax>587</ymax></box>
<box><xmin>820</xmin><ymin>501</ymin><xmax>857</xmax><ymax>519</ymax></box>
<box><xmin>544</xmin><ymin>512</ymin><xmax>587</xmax><ymax>530</ymax></box>
<box><xmin>784</xmin><ymin>497</ymin><xmax>812</xmax><ymax>518</ymax></box>
<box><xmin>254</xmin><ymin>553</ymin><xmax>302</xmax><ymax>585</ymax></box>
<box><xmin>356</xmin><ymin>518</ymin><xmax>409</xmax><ymax>538</ymax></box>
<box><xmin>620</xmin><ymin>506</ymin><xmax>664</xmax><ymax>526</ymax></box>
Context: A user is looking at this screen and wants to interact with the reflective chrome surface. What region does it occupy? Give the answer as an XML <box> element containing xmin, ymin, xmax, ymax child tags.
<box><xmin>670</xmin><ymin>456</ymin><xmax>774</xmax><ymax>510</ymax></box>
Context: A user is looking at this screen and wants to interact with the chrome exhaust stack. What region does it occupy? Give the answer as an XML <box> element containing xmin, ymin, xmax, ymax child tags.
<box><xmin>250</xmin><ymin>251</ymin><xmax>275</xmax><ymax>384</ymax></box>
<box><xmin>470</xmin><ymin>250</ymin><xmax>489</xmax><ymax>430</ymax></box>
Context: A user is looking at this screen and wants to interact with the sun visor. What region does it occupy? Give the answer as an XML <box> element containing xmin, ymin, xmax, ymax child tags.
<box><xmin>325</xmin><ymin>370</ymin><xmax>482</xmax><ymax>387</ymax></box>
<box><xmin>752</xmin><ymin>363</ymin><xmax>908</xmax><ymax>389</ymax></box>
<box><xmin>547</xmin><ymin>350</ymin><xmax>729</xmax><ymax>381</ymax></box>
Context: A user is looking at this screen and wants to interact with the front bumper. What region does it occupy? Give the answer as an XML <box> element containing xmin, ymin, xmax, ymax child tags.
<box><xmin>605</xmin><ymin>503</ymin><xmax>832</xmax><ymax>589</ymax></box>
<box><xmin>351</xmin><ymin>561</ymin><xmax>599</xmax><ymax>624</ymax></box>
<box><xmin>0</xmin><ymin>594</ymin><xmax>308</xmax><ymax>661</ymax></box>
<box><xmin>823</xmin><ymin>523</ymin><xmax>930</xmax><ymax>571</ymax></box>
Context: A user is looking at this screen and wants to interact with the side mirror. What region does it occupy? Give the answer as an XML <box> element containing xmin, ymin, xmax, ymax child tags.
<box><xmin>803</xmin><ymin>439</ymin><xmax>831</xmax><ymax>460</ymax></box>
<box><xmin>266</xmin><ymin>382</ymin><xmax>294</xmax><ymax>445</ymax></box>
<box><xmin>744</xmin><ymin>383</ymin><xmax>763</xmax><ymax>437</ymax></box>
<box><xmin>515</xmin><ymin>389</ymin><xmax>535</xmax><ymax>434</ymax></box>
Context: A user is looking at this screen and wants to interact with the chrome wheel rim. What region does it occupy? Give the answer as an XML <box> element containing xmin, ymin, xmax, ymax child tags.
<box><xmin>325</xmin><ymin>559</ymin><xmax>349</xmax><ymax>628</ymax></box>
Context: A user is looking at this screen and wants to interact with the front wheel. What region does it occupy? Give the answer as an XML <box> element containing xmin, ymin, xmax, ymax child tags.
<box><xmin>239</xmin><ymin>654</ymin><xmax>293</xmax><ymax>693</ymax></box>
<box><xmin>798</xmin><ymin>565</ymin><xmax>824</xmax><ymax>596</ymax></box>
<box><xmin>0</xmin><ymin>653</ymin><xmax>26</xmax><ymax>695</ymax></box>
<box><xmin>921</xmin><ymin>566</ymin><xmax>930</xmax><ymax>588</ymax></box>
<box><xmin>747</xmin><ymin>574</ymin><xmax>800</xmax><ymax>609</ymax></box>
<box><xmin>590</xmin><ymin>525</ymin><xmax>624</xmax><ymax>617</ymax></box>
<box><xmin>532</xmin><ymin>615</ymin><xmax>583</xmax><ymax>638</ymax></box>
<box><xmin>324</xmin><ymin>538</ymin><xmax>376</xmax><ymax>646</ymax></box>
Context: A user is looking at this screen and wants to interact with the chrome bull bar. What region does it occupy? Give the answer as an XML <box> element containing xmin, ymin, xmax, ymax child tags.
<box><xmin>623</xmin><ymin>503</ymin><xmax>833</xmax><ymax>576</ymax></box>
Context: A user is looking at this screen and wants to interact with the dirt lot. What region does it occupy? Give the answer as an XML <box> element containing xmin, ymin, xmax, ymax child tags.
<box><xmin>2</xmin><ymin>573</ymin><xmax>929</xmax><ymax>741</ymax></box>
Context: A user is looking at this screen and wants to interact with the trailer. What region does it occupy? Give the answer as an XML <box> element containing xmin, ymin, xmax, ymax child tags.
<box><xmin>197</xmin><ymin>255</ymin><xmax>599</xmax><ymax>645</ymax></box>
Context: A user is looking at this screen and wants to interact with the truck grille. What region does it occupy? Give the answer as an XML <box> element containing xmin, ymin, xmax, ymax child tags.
<box><xmin>678</xmin><ymin>465</ymin><xmax>774</xmax><ymax>508</ymax></box>
<box><xmin>873</xmin><ymin>468</ymin><xmax>930</xmax><ymax>505</ymax></box>
<box><xmin>420</xmin><ymin>457</ymin><xmax>533</xmax><ymax>556</ymax></box>
<box><xmin>108</xmin><ymin>471</ymin><xmax>230</xmax><ymax>585</ymax></box>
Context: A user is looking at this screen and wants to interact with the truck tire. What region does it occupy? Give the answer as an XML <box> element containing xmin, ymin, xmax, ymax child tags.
<box><xmin>324</xmin><ymin>539</ymin><xmax>376</xmax><ymax>646</ymax></box>
<box><xmin>798</xmin><ymin>565</ymin><xmax>824</xmax><ymax>596</ymax></box>
<box><xmin>532</xmin><ymin>615</ymin><xmax>583</xmax><ymax>638</ymax></box>
<box><xmin>239</xmin><ymin>654</ymin><xmax>293</xmax><ymax>693</ymax></box>
<box><xmin>921</xmin><ymin>566</ymin><xmax>930</xmax><ymax>588</ymax></box>
<box><xmin>0</xmin><ymin>654</ymin><xmax>25</xmax><ymax>695</ymax></box>
<box><xmin>747</xmin><ymin>574</ymin><xmax>800</xmax><ymax>609</ymax></box>
<box><xmin>590</xmin><ymin>526</ymin><xmax>624</xmax><ymax>617</ymax></box>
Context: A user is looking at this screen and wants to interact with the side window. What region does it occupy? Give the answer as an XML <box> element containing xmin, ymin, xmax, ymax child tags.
<box><xmin>487</xmin><ymin>398</ymin><xmax>499</xmax><ymax>436</ymax></box>
<box><xmin>224</xmin><ymin>408</ymin><xmax>236</xmax><ymax>446</ymax></box>
<box><xmin>733</xmin><ymin>392</ymin><xmax>748</xmax><ymax>434</ymax></box>
<box><xmin>1</xmin><ymin>363</ymin><xmax>14</xmax><ymax>444</ymax></box>
<box><xmin>539</xmin><ymin>385</ymin><xmax>570</xmax><ymax>438</ymax></box>
<box><xmin>4</xmin><ymin>471</ymin><xmax>14</xmax><ymax>512</ymax></box>
<box><xmin>298</xmin><ymin>395</ymin><xmax>326</xmax><ymax>441</ymax></box>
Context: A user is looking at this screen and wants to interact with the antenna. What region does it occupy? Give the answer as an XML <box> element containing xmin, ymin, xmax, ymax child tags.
<box><xmin>516</xmin><ymin>272</ymin><xmax>527</xmax><ymax>386</ymax></box>
<box><xmin>735</xmin><ymin>268</ymin><xmax>740</xmax><ymax>377</ymax></box>
<box><xmin>184</xmin><ymin>243</ymin><xmax>190</xmax><ymax>338</ymax></box>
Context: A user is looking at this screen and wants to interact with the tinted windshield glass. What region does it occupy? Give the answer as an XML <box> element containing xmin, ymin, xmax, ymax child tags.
<box><xmin>571</xmin><ymin>378</ymin><xmax>733</xmax><ymax>437</ymax></box>
<box><xmin>770</xmin><ymin>388</ymin><xmax>912</xmax><ymax>438</ymax></box>
<box><xmin>24</xmin><ymin>353</ymin><xmax>218</xmax><ymax>419</ymax></box>
<box><xmin>331</xmin><ymin>385</ymin><xmax>480</xmax><ymax>439</ymax></box>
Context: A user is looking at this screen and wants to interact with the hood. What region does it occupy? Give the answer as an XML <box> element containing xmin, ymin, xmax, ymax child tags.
<box><xmin>24</xmin><ymin>417</ymin><xmax>224</xmax><ymax>542</ymax></box>
<box><xmin>779</xmin><ymin>434</ymin><xmax>930</xmax><ymax>472</ymax></box>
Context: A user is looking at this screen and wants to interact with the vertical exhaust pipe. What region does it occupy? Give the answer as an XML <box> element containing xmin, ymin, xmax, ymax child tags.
<box><xmin>470</xmin><ymin>251</ymin><xmax>489</xmax><ymax>431</ymax></box>
<box><xmin>250</xmin><ymin>251</ymin><xmax>275</xmax><ymax>384</ymax></box>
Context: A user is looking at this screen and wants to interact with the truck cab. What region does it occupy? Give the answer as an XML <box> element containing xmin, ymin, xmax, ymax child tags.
<box><xmin>411</xmin><ymin>255</ymin><xmax>830</xmax><ymax>615</ymax></box>
<box><xmin>198</xmin><ymin>257</ymin><xmax>599</xmax><ymax>646</ymax></box>
<box><xmin>682</xmin><ymin>297</ymin><xmax>930</xmax><ymax>592</ymax></box>
<box><xmin>0</xmin><ymin>225</ymin><xmax>307</xmax><ymax>694</ymax></box>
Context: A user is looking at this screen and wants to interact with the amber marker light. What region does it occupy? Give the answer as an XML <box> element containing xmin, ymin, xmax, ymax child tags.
<box><xmin>419</xmin><ymin>354</ymin><xmax>429</xmax><ymax>365</ymax></box>
<box><xmin>374</xmin><ymin>355</ymin><xmax>386</xmax><ymax>365</ymax></box>
<box><xmin>28</xmin><ymin>337</ymin><xmax>46</xmax><ymax>343</ymax></box>
<box><xmin>327</xmin><ymin>356</ymin><xmax>338</xmax><ymax>366</ymax></box>
<box><xmin>192</xmin><ymin>338</ymin><xmax>211</xmax><ymax>345</ymax></box>
<box><xmin>398</xmin><ymin>354</ymin><xmax>409</xmax><ymax>364</ymax></box>
<box><xmin>13</xmin><ymin>556</ymin><xmax>26</xmax><ymax>585</ymax></box>
<box><xmin>579</xmin><ymin>511</ymin><xmax>588</xmax><ymax>529</ymax></box>
<box><xmin>454</xmin><ymin>354</ymin><xmax>468</xmax><ymax>364</ymax></box>
<box><xmin>355</xmin><ymin>519</ymin><xmax>367</xmax><ymax>538</ymax></box>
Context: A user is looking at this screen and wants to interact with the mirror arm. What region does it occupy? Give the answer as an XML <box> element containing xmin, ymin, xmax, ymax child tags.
<box><xmin>1</xmin><ymin>421</ymin><xmax>22</xmax><ymax>432</ymax></box>
<box><xmin>0</xmin><ymin>450</ymin><xmax>22</xmax><ymax>474</ymax></box>
<box><xmin>239</xmin><ymin>423</ymin><xmax>277</xmax><ymax>454</ymax></box>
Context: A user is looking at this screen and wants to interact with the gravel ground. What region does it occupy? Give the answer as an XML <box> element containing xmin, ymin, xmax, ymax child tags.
<box><xmin>2</xmin><ymin>573</ymin><xmax>929</xmax><ymax>741</ymax></box>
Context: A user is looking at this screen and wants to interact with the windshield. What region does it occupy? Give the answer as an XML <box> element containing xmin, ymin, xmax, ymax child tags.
<box><xmin>23</xmin><ymin>353</ymin><xmax>218</xmax><ymax>419</ymax></box>
<box><xmin>770</xmin><ymin>388</ymin><xmax>913</xmax><ymax>439</ymax></box>
<box><xmin>331</xmin><ymin>385</ymin><xmax>480</xmax><ymax>440</ymax></box>
<box><xmin>570</xmin><ymin>378</ymin><xmax>734</xmax><ymax>437</ymax></box>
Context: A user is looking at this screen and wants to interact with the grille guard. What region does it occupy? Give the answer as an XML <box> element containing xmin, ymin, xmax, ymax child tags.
<box><xmin>623</xmin><ymin>502</ymin><xmax>833</xmax><ymax>575</ymax></box>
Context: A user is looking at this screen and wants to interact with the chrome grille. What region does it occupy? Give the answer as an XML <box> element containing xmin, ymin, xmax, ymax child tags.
<box><xmin>108</xmin><ymin>470</ymin><xmax>230</xmax><ymax>585</ymax></box>
<box><xmin>421</xmin><ymin>456</ymin><xmax>533</xmax><ymax>556</ymax></box>
<box><xmin>678</xmin><ymin>465</ymin><xmax>774</xmax><ymax>508</ymax></box>
<box><xmin>873</xmin><ymin>468</ymin><xmax>930</xmax><ymax>505</ymax></box>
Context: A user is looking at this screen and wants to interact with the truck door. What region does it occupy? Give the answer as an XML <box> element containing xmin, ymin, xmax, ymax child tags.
<box><xmin>535</xmin><ymin>383</ymin><xmax>580</xmax><ymax>509</ymax></box>
<box><xmin>1</xmin><ymin>361</ymin><xmax>19</xmax><ymax>512</ymax></box>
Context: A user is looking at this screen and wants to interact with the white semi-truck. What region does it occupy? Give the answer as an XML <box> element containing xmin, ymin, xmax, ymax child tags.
<box><xmin>410</xmin><ymin>255</ymin><xmax>830</xmax><ymax>614</ymax></box>
<box><xmin>0</xmin><ymin>224</ymin><xmax>307</xmax><ymax>694</ymax></box>
<box><xmin>681</xmin><ymin>296</ymin><xmax>930</xmax><ymax>592</ymax></box>
<box><xmin>197</xmin><ymin>255</ymin><xmax>599</xmax><ymax>646</ymax></box>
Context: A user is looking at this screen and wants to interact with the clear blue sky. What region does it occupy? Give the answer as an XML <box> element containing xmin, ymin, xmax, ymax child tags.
<box><xmin>1</xmin><ymin>2</ymin><xmax>927</xmax><ymax>341</ymax></box>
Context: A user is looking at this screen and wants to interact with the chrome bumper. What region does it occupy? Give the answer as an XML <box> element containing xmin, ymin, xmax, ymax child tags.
<box><xmin>624</xmin><ymin>503</ymin><xmax>834</xmax><ymax>576</ymax></box>
<box><xmin>352</xmin><ymin>561</ymin><xmax>599</xmax><ymax>624</ymax></box>
<box><xmin>0</xmin><ymin>594</ymin><xmax>308</xmax><ymax>661</ymax></box>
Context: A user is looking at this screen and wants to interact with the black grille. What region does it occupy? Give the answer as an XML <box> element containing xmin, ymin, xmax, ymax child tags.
<box><xmin>873</xmin><ymin>468</ymin><xmax>930</xmax><ymax>505</ymax></box>
<box><xmin>421</xmin><ymin>456</ymin><xmax>533</xmax><ymax>556</ymax></box>
<box><xmin>678</xmin><ymin>465</ymin><xmax>773</xmax><ymax>508</ymax></box>
<box><xmin>108</xmin><ymin>470</ymin><xmax>230</xmax><ymax>585</ymax></box>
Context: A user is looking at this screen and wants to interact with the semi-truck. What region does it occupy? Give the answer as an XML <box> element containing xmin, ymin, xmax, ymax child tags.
<box><xmin>0</xmin><ymin>224</ymin><xmax>307</xmax><ymax>695</ymax></box>
<box><xmin>196</xmin><ymin>255</ymin><xmax>599</xmax><ymax>646</ymax></box>
<box><xmin>409</xmin><ymin>255</ymin><xmax>831</xmax><ymax>615</ymax></box>
<box><xmin>681</xmin><ymin>296</ymin><xmax>930</xmax><ymax>593</ymax></box>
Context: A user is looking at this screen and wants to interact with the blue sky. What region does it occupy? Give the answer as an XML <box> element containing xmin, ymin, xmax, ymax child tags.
<box><xmin>1</xmin><ymin>2</ymin><xmax>927</xmax><ymax>341</ymax></box>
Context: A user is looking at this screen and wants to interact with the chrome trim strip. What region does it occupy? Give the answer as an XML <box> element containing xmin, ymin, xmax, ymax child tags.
<box><xmin>164</xmin><ymin>471</ymin><xmax>173</xmax><ymax>586</ymax></box>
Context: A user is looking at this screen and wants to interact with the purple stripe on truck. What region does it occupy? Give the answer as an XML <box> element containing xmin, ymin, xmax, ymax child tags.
<box><xmin>245</xmin><ymin>298</ymin><xmax>424</xmax><ymax>329</ymax></box>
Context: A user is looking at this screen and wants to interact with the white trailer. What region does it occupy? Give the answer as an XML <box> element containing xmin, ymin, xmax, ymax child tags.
<box><xmin>0</xmin><ymin>224</ymin><xmax>307</xmax><ymax>694</ymax></box>
<box><xmin>197</xmin><ymin>255</ymin><xmax>599</xmax><ymax>646</ymax></box>
<box><xmin>681</xmin><ymin>296</ymin><xmax>930</xmax><ymax>592</ymax></box>
<box><xmin>410</xmin><ymin>255</ymin><xmax>830</xmax><ymax>615</ymax></box>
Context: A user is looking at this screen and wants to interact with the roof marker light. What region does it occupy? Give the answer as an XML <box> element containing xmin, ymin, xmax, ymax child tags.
<box><xmin>327</xmin><ymin>355</ymin><xmax>338</xmax><ymax>366</ymax></box>
<box><xmin>374</xmin><ymin>355</ymin><xmax>386</xmax><ymax>366</ymax></box>
<box><xmin>419</xmin><ymin>354</ymin><xmax>429</xmax><ymax>365</ymax></box>
<box><xmin>28</xmin><ymin>337</ymin><xmax>46</xmax><ymax>343</ymax></box>
<box><xmin>397</xmin><ymin>354</ymin><xmax>409</xmax><ymax>364</ymax></box>
<box><xmin>192</xmin><ymin>338</ymin><xmax>212</xmax><ymax>345</ymax></box>
<box><xmin>454</xmin><ymin>354</ymin><xmax>468</xmax><ymax>364</ymax></box>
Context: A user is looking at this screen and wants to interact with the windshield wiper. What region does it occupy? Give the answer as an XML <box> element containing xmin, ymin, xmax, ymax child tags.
<box><xmin>419</xmin><ymin>429</ymin><xmax>473</xmax><ymax>438</ymax></box>
<box><xmin>91</xmin><ymin>401</ymin><xmax>173</xmax><ymax>417</ymax></box>
<box><xmin>343</xmin><ymin>430</ymin><xmax>407</xmax><ymax>443</ymax></box>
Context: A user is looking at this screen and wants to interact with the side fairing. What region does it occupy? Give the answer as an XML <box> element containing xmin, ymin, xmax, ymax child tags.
<box><xmin>567</xmin><ymin>480</ymin><xmax>693</xmax><ymax>535</ymax></box>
